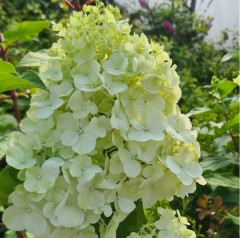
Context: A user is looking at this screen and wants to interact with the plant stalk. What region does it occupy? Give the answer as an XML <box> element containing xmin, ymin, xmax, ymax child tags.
<box><xmin>221</xmin><ymin>100</ymin><xmax>239</xmax><ymax>154</ymax></box>
<box><xmin>16</xmin><ymin>231</ymin><xmax>26</xmax><ymax>238</ymax></box>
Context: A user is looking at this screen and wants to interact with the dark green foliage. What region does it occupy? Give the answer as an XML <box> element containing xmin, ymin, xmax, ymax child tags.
<box><xmin>117</xmin><ymin>201</ymin><xmax>147</xmax><ymax>238</ymax></box>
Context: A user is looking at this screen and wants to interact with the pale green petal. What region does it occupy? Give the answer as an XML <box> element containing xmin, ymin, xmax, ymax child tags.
<box><xmin>148</xmin><ymin>129</ymin><xmax>165</xmax><ymax>141</ymax></box>
<box><xmin>72</xmin><ymin>60</ymin><xmax>100</xmax><ymax>91</ymax></box>
<box><xmin>82</xmin><ymin>165</ymin><xmax>102</xmax><ymax>182</ymax></box>
<box><xmin>166</xmin><ymin>156</ymin><xmax>181</xmax><ymax>174</ymax></box>
<box><xmin>85</xmin><ymin>210</ymin><xmax>100</xmax><ymax>224</ymax></box>
<box><xmin>24</xmin><ymin>167</ymin><xmax>41</xmax><ymax>192</ymax></box>
<box><xmin>74</xmin><ymin>46</ymin><xmax>96</xmax><ymax>64</ymax></box>
<box><xmin>57</xmin><ymin>113</ymin><xmax>79</xmax><ymax>130</ymax></box>
<box><xmin>135</xmin><ymin>93</ymin><xmax>165</xmax><ymax>115</ymax></box>
<box><xmin>90</xmin><ymin>190</ymin><xmax>105</xmax><ymax>208</ymax></box>
<box><xmin>128</xmin><ymin>128</ymin><xmax>148</xmax><ymax>142</ymax></box>
<box><xmin>146</xmin><ymin>111</ymin><xmax>167</xmax><ymax>131</ymax></box>
<box><xmin>72</xmin><ymin>135</ymin><xmax>96</xmax><ymax>154</ymax></box>
<box><xmin>61</xmin><ymin>130</ymin><xmax>79</xmax><ymax>146</ymax></box>
<box><xmin>103</xmin><ymin>205</ymin><xmax>113</xmax><ymax>217</ymax></box>
<box><xmin>41</xmin><ymin>157</ymin><xmax>63</xmax><ymax>180</ymax></box>
<box><xmin>25</xmin><ymin>205</ymin><xmax>49</xmax><ymax>236</ymax></box>
<box><xmin>122</xmin><ymin>158</ymin><xmax>141</xmax><ymax>178</ymax></box>
<box><xmin>43</xmin><ymin>59</ymin><xmax>63</xmax><ymax>81</ymax></box>
<box><xmin>55</xmin><ymin>204</ymin><xmax>84</xmax><ymax>227</ymax></box>
<box><xmin>35</xmin><ymin>106</ymin><xmax>54</xmax><ymax>119</ymax></box>
<box><xmin>52</xmin><ymin>81</ymin><xmax>73</xmax><ymax>97</ymax></box>
<box><xmin>181</xmin><ymin>129</ymin><xmax>197</xmax><ymax>144</ymax></box>
<box><xmin>177</xmin><ymin>170</ymin><xmax>193</xmax><ymax>186</ymax></box>
<box><xmin>103</xmin><ymin>53</ymin><xmax>128</xmax><ymax>75</ymax></box>
<box><xmin>111</xmin><ymin>100</ymin><xmax>129</xmax><ymax>131</ymax></box>
<box><xmin>116</xmin><ymin>198</ymin><xmax>136</xmax><ymax>213</ymax></box>
<box><xmin>101</xmin><ymin>72</ymin><xmax>127</xmax><ymax>95</ymax></box>
<box><xmin>2</xmin><ymin>206</ymin><xmax>26</xmax><ymax>231</ymax></box>
<box><xmin>6</xmin><ymin>146</ymin><xmax>35</xmax><ymax>169</ymax></box>
<box><xmin>184</xmin><ymin>162</ymin><xmax>203</xmax><ymax>179</ymax></box>
<box><xmin>141</xmin><ymin>74</ymin><xmax>163</xmax><ymax>94</ymax></box>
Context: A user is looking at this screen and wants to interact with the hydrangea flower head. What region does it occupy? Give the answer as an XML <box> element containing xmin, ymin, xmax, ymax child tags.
<box><xmin>3</xmin><ymin>3</ymin><xmax>202</xmax><ymax>237</ymax></box>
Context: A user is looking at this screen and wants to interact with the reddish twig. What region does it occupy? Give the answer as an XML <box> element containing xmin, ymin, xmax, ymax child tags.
<box><xmin>0</xmin><ymin>223</ymin><xmax>5</xmax><ymax>226</ymax></box>
<box><xmin>16</xmin><ymin>231</ymin><xmax>26</xmax><ymax>238</ymax></box>
<box><xmin>73</xmin><ymin>0</ymin><xmax>81</xmax><ymax>10</ymax></box>
<box><xmin>10</xmin><ymin>90</ymin><xmax>21</xmax><ymax>123</ymax></box>
<box><xmin>63</xmin><ymin>0</ymin><xmax>75</xmax><ymax>10</ymax></box>
<box><xmin>0</xmin><ymin>95</ymin><xmax>12</xmax><ymax>101</ymax></box>
<box><xmin>221</xmin><ymin>100</ymin><xmax>240</xmax><ymax>154</ymax></box>
<box><xmin>63</xmin><ymin>0</ymin><xmax>95</xmax><ymax>11</ymax></box>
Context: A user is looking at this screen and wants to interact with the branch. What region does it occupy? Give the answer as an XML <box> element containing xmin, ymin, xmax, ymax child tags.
<box><xmin>0</xmin><ymin>223</ymin><xmax>25</xmax><ymax>238</ymax></box>
<box><xmin>63</xmin><ymin>0</ymin><xmax>75</xmax><ymax>10</ymax></box>
<box><xmin>10</xmin><ymin>90</ymin><xmax>21</xmax><ymax>124</ymax></box>
<box><xmin>221</xmin><ymin>100</ymin><xmax>239</xmax><ymax>154</ymax></box>
<box><xmin>16</xmin><ymin>231</ymin><xmax>26</xmax><ymax>238</ymax></box>
<box><xmin>63</xmin><ymin>0</ymin><xmax>95</xmax><ymax>11</ymax></box>
<box><xmin>73</xmin><ymin>0</ymin><xmax>81</xmax><ymax>10</ymax></box>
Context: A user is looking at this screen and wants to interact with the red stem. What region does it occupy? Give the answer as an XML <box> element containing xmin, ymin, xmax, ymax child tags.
<box><xmin>0</xmin><ymin>223</ymin><xmax>25</xmax><ymax>238</ymax></box>
<box><xmin>63</xmin><ymin>0</ymin><xmax>95</xmax><ymax>11</ymax></box>
<box><xmin>73</xmin><ymin>0</ymin><xmax>81</xmax><ymax>10</ymax></box>
<box><xmin>16</xmin><ymin>231</ymin><xmax>25</xmax><ymax>238</ymax></box>
<box><xmin>10</xmin><ymin>90</ymin><xmax>21</xmax><ymax>123</ymax></box>
<box><xmin>63</xmin><ymin>0</ymin><xmax>75</xmax><ymax>10</ymax></box>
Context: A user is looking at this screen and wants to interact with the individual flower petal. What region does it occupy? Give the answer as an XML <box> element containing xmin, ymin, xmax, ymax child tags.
<box><xmin>72</xmin><ymin>60</ymin><xmax>101</xmax><ymax>91</ymax></box>
<box><xmin>115</xmin><ymin>198</ymin><xmax>136</xmax><ymax>214</ymax></box>
<box><xmin>103</xmin><ymin>53</ymin><xmax>128</xmax><ymax>75</ymax></box>
<box><xmin>73</xmin><ymin>45</ymin><xmax>96</xmax><ymax>64</ymax></box>
<box><xmin>6</xmin><ymin>146</ymin><xmax>35</xmax><ymax>170</ymax></box>
<box><xmin>100</xmin><ymin>72</ymin><xmax>128</xmax><ymax>95</ymax></box>
<box><xmin>166</xmin><ymin>156</ymin><xmax>181</xmax><ymax>175</ymax></box>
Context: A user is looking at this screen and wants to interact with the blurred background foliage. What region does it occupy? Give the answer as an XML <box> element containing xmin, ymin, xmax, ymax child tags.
<box><xmin>0</xmin><ymin>0</ymin><xmax>239</xmax><ymax>237</ymax></box>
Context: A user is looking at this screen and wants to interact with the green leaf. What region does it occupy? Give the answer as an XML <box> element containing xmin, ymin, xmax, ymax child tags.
<box><xmin>0</xmin><ymin>72</ymin><xmax>32</xmax><ymax>93</ymax></box>
<box><xmin>20</xmin><ymin>70</ymin><xmax>47</xmax><ymax>91</ymax></box>
<box><xmin>217</xmin><ymin>80</ymin><xmax>237</xmax><ymax>99</ymax></box>
<box><xmin>213</xmin><ymin>135</ymin><xmax>232</xmax><ymax>147</ymax></box>
<box><xmin>0</xmin><ymin>133</ymin><xmax>11</xmax><ymax>160</ymax></box>
<box><xmin>0</xmin><ymin>114</ymin><xmax>18</xmax><ymax>130</ymax></box>
<box><xmin>187</xmin><ymin>107</ymin><xmax>212</xmax><ymax>117</ymax></box>
<box><xmin>229</xmin><ymin>98</ymin><xmax>240</xmax><ymax>111</ymax></box>
<box><xmin>0</xmin><ymin>166</ymin><xmax>20</xmax><ymax>205</ymax></box>
<box><xmin>4</xmin><ymin>21</ymin><xmax>50</xmax><ymax>44</ymax></box>
<box><xmin>222</xmin><ymin>113</ymin><xmax>239</xmax><ymax>131</ymax></box>
<box><xmin>200</xmin><ymin>156</ymin><xmax>233</xmax><ymax>171</ymax></box>
<box><xmin>4</xmin><ymin>230</ymin><xmax>17</xmax><ymax>238</ymax></box>
<box><xmin>0</xmin><ymin>59</ymin><xmax>17</xmax><ymax>74</ymax></box>
<box><xmin>221</xmin><ymin>52</ymin><xmax>239</xmax><ymax>62</ymax></box>
<box><xmin>209</xmin><ymin>187</ymin><xmax>239</xmax><ymax>205</ymax></box>
<box><xmin>205</xmin><ymin>173</ymin><xmax>240</xmax><ymax>189</ymax></box>
<box><xmin>221</xmin><ymin>53</ymin><xmax>234</xmax><ymax>62</ymax></box>
<box><xmin>18</xmin><ymin>50</ymin><xmax>52</xmax><ymax>67</ymax></box>
<box><xmin>117</xmin><ymin>201</ymin><xmax>146</xmax><ymax>238</ymax></box>
<box><xmin>227</xmin><ymin>213</ymin><xmax>240</xmax><ymax>225</ymax></box>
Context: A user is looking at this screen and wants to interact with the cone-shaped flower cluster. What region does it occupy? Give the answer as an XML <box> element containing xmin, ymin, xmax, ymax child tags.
<box><xmin>3</xmin><ymin>3</ymin><xmax>203</xmax><ymax>237</ymax></box>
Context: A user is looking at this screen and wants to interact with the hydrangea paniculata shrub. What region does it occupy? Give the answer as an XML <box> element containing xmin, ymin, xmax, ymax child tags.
<box><xmin>3</xmin><ymin>3</ymin><xmax>204</xmax><ymax>238</ymax></box>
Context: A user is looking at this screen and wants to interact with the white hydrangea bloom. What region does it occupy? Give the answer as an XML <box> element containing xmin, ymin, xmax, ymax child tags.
<box><xmin>4</xmin><ymin>3</ymin><xmax>203</xmax><ymax>237</ymax></box>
